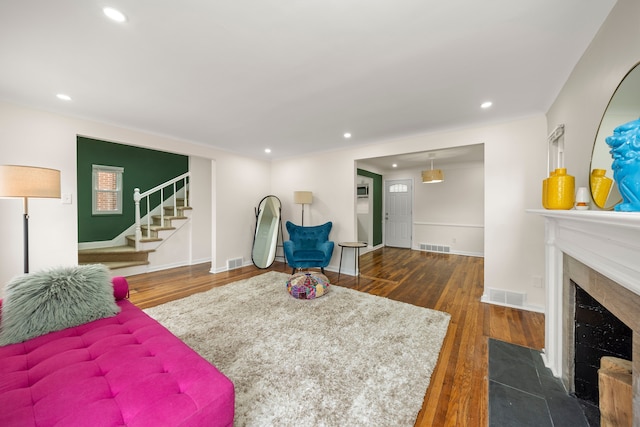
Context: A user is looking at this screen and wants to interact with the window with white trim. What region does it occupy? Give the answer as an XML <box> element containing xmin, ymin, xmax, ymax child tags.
<box><xmin>92</xmin><ymin>165</ymin><xmax>124</xmax><ymax>215</ymax></box>
<box><xmin>389</xmin><ymin>183</ymin><xmax>408</xmax><ymax>193</ymax></box>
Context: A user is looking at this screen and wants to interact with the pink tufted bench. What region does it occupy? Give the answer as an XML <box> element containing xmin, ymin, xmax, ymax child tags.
<box><xmin>0</xmin><ymin>278</ymin><xmax>234</xmax><ymax>427</ymax></box>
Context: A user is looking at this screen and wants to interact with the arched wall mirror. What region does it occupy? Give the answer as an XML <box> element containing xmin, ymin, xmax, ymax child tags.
<box><xmin>591</xmin><ymin>62</ymin><xmax>640</xmax><ymax>209</ymax></box>
<box><xmin>252</xmin><ymin>195</ymin><xmax>282</xmax><ymax>269</ymax></box>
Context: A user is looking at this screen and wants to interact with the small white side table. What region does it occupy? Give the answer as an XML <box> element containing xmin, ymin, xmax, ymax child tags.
<box><xmin>338</xmin><ymin>241</ymin><xmax>367</xmax><ymax>279</ymax></box>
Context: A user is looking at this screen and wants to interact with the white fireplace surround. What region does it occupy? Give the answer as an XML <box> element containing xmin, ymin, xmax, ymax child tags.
<box><xmin>531</xmin><ymin>209</ymin><xmax>640</xmax><ymax>378</ymax></box>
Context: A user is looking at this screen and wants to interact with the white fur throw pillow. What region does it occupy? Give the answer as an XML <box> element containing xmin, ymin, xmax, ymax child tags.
<box><xmin>0</xmin><ymin>264</ymin><xmax>120</xmax><ymax>346</ymax></box>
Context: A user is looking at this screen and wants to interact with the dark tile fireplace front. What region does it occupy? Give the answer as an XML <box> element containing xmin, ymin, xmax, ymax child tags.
<box><xmin>574</xmin><ymin>283</ymin><xmax>632</xmax><ymax>405</ymax></box>
<box><xmin>562</xmin><ymin>256</ymin><xmax>640</xmax><ymax>426</ymax></box>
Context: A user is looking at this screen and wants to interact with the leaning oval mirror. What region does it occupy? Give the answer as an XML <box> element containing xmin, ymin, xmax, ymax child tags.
<box><xmin>591</xmin><ymin>62</ymin><xmax>640</xmax><ymax>209</ymax></box>
<box><xmin>251</xmin><ymin>195</ymin><xmax>282</xmax><ymax>269</ymax></box>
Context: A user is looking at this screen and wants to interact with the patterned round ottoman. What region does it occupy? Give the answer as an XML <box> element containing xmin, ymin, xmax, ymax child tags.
<box><xmin>286</xmin><ymin>272</ymin><xmax>330</xmax><ymax>299</ymax></box>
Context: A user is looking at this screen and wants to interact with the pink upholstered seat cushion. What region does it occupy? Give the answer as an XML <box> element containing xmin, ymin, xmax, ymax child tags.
<box><xmin>0</xmin><ymin>299</ymin><xmax>234</xmax><ymax>427</ymax></box>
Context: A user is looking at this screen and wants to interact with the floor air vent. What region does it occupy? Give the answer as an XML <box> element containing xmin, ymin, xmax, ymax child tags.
<box><xmin>227</xmin><ymin>257</ymin><xmax>243</xmax><ymax>270</ymax></box>
<box><xmin>419</xmin><ymin>243</ymin><xmax>451</xmax><ymax>254</ymax></box>
<box><xmin>487</xmin><ymin>288</ymin><xmax>526</xmax><ymax>307</ymax></box>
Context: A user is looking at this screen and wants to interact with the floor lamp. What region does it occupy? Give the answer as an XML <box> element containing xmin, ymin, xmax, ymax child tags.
<box><xmin>0</xmin><ymin>165</ymin><xmax>61</xmax><ymax>273</ymax></box>
<box><xmin>293</xmin><ymin>191</ymin><xmax>312</xmax><ymax>226</ymax></box>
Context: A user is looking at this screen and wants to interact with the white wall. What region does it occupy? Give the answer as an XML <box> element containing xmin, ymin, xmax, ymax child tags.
<box><xmin>189</xmin><ymin>156</ymin><xmax>213</xmax><ymax>265</ymax></box>
<box><xmin>547</xmin><ymin>0</ymin><xmax>640</xmax><ymax>195</ymax></box>
<box><xmin>0</xmin><ymin>101</ymin><xmax>271</xmax><ymax>293</ymax></box>
<box><xmin>273</xmin><ymin>115</ymin><xmax>548</xmax><ymax>310</ymax></box>
<box><xmin>271</xmin><ymin>150</ymin><xmax>356</xmax><ymax>272</ymax></box>
<box><xmin>484</xmin><ymin>117</ymin><xmax>547</xmax><ymax>310</ymax></box>
<box><xmin>384</xmin><ymin>161</ymin><xmax>484</xmax><ymax>256</ymax></box>
<box><xmin>211</xmin><ymin>154</ymin><xmax>271</xmax><ymax>272</ymax></box>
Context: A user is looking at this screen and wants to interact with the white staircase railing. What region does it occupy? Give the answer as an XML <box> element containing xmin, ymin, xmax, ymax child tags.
<box><xmin>133</xmin><ymin>172</ymin><xmax>190</xmax><ymax>251</ymax></box>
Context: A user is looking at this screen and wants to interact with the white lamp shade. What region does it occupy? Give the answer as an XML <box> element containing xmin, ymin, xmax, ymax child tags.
<box><xmin>0</xmin><ymin>165</ymin><xmax>61</xmax><ymax>198</ymax></box>
<box><xmin>294</xmin><ymin>191</ymin><xmax>313</xmax><ymax>204</ymax></box>
<box><xmin>576</xmin><ymin>187</ymin><xmax>590</xmax><ymax>203</ymax></box>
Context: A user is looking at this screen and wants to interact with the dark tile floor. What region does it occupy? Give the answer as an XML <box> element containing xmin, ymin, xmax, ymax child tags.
<box><xmin>488</xmin><ymin>338</ymin><xmax>598</xmax><ymax>426</ymax></box>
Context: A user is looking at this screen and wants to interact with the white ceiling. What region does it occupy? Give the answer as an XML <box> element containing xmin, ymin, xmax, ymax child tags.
<box><xmin>0</xmin><ymin>1</ymin><xmax>617</xmax><ymax>163</ymax></box>
<box><xmin>358</xmin><ymin>143</ymin><xmax>484</xmax><ymax>173</ymax></box>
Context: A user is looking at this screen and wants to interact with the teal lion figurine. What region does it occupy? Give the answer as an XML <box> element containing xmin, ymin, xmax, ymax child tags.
<box><xmin>606</xmin><ymin>118</ymin><xmax>640</xmax><ymax>211</ymax></box>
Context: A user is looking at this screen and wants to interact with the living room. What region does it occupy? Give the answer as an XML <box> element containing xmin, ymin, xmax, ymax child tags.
<box><xmin>2</xmin><ymin>1</ymin><xmax>633</xmax><ymax>307</ymax></box>
<box><xmin>1</xmin><ymin>0</ymin><xmax>639</xmax><ymax>424</ymax></box>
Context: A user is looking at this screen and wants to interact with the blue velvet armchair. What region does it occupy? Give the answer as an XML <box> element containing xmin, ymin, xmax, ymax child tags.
<box><xmin>284</xmin><ymin>221</ymin><xmax>334</xmax><ymax>274</ymax></box>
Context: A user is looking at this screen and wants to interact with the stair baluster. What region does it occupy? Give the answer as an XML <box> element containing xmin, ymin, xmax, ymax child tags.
<box><xmin>133</xmin><ymin>172</ymin><xmax>190</xmax><ymax>251</ymax></box>
<box><xmin>133</xmin><ymin>188</ymin><xmax>142</xmax><ymax>251</ymax></box>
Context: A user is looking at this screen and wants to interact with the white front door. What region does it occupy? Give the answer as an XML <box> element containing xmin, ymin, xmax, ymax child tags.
<box><xmin>384</xmin><ymin>179</ymin><xmax>412</xmax><ymax>248</ymax></box>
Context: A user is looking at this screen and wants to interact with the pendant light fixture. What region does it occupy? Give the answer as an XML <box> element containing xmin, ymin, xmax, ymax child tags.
<box><xmin>422</xmin><ymin>158</ymin><xmax>444</xmax><ymax>183</ymax></box>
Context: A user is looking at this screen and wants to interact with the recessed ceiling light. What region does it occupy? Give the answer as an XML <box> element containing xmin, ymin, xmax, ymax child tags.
<box><xmin>481</xmin><ymin>101</ymin><xmax>493</xmax><ymax>109</ymax></box>
<box><xmin>392</xmin><ymin>164</ymin><xmax>398</xmax><ymax>168</ymax></box>
<box><xmin>264</xmin><ymin>148</ymin><xmax>271</xmax><ymax>154</ymax></box>
<box><xmin>343</xmin><ymin>133</ymin><xmax>352</xmax><ymax>139</ymax></box>
<box><xmin>103</xmin><ymin>7</ymin><xmax>127</xmax><ymax>23</ymax></box>
<box><xmin>56</xmin><ymin>93</ymin><xmax>72</xmax><ymax>101</ymax></box>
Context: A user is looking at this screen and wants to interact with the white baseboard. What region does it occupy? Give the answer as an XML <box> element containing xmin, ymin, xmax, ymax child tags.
<box><xmin>452</xmin><ymin>250</ymin><xmax>484</xmax><ymax>257</ymax></box>
<box><xmin>147</xmin><ymin>260</ymin><xmax>191</xmax><ymax>273</ymax></box>
<box><xmin>412</xmin><ymin>245</ymin><xmax>484</xmax><ymax>258</ymax></box>
<box><xmin>359</xmin><ymin>244</ymin><xmax>383</xmax><ymax>255</ymax></box>
<box><xmin>210</xmin><ymin>259</ymin><xmax>253</xmax><ymax>274</ymax></box>
<box><xmin>190</xmin><ymin>257</ymin><xmax>211</xmax><ymax>266</ymax></box>
<box><xmin>115</xmin><ymin>257</ymin><xmax>211</xmax><ymax>277</ymax></box>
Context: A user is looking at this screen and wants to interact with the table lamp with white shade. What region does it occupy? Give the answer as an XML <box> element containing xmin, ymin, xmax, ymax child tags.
<box><xmin>293</xmin><ymin>191</ymin><xmax>313</xmax><ymax>226</ymax></box>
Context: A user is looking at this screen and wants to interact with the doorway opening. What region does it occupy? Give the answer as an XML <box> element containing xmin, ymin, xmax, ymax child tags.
<box><xmin>355</xmin><ymin>144</ymin><xmax>484</xmax><ymax>257</ymax></box>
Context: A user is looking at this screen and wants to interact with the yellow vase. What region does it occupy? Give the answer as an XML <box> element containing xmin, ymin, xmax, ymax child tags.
<box><xmin>542</xmin><ymin>170</ymin><xmax>556</xmax><ymax>209</ymax></box>
<box><xmin>590</xmin><ymin>169</ymin><xmax>613</xmax><ymax>208</ymax></box>
<box><xmin>546</xmin><ymin>168</ymin><xmax>575</xmax><ymax>210</ymax></box>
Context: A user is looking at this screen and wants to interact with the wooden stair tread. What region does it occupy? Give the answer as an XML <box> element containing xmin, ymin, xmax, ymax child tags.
<box><xmin>141</xmin><ymin>225</ymin><xmax>176</xmax><ymax>231</ymax></box>
<box><xmin>78</xmin><ymin>245</ymin><xmax>154</xmax><ymax>270</ymax></box>
<box><xmin>79</xmin><ymin>260</ymin><xmax>150</xmax><ymax>269</ymax></box>
<box><xmin>78</xmin><ymin>193</ymin><xmax>193</xmax><ymax>271</ymax></box>
<box><xmin>152</xmin><ymin>215</ymin><xmax>188</xmax><ymax>220</ymax></box>
<box><xmin>79</xmin><ymin>246</ymin><xmax>154</xmax><ymax>254</ymax></box>
<box><xmin>125</xmin><ymin>235</ymin><xmax>162</xmax><ymax>243</ymax></box>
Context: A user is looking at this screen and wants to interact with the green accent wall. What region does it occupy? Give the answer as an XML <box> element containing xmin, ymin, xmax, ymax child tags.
<box><xmin>77</xmin><ymin>137</ymin><xmax>189</xmax><ymax>243</ymax></box>
<box><xmin>357</xmin><ymin>168</ymin><xmax>383</xmax><ymax>246</ymax></box>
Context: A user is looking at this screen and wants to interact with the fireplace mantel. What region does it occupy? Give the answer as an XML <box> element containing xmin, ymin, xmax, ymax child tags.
<box><xmin>529</xmin><ymin>209</ymin><xmax>640</xmax><ymax>378</ymax></box>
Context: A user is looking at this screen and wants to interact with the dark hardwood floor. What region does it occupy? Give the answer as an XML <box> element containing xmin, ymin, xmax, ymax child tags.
<box><xmin>125</xmin><ymin>247</ymin><xmax>545</xmax><ymax>426</ymax></box>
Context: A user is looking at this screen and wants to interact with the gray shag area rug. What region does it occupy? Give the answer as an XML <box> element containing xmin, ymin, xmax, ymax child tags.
<box><xmin>144</xmin><ymin>271</ymin><xmax>450</xmax><ymax>427</ymax></box>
